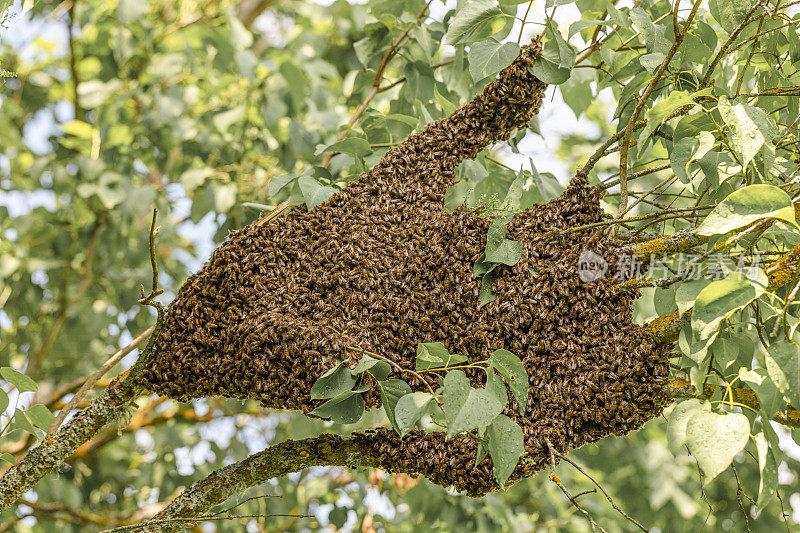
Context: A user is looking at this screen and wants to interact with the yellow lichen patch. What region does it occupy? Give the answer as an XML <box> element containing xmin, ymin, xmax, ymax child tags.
<box><xmin>646</xmin><ymin>311</ymin><xmax>690</xmax><ymax>345</ymax></box>
<box><xmin>623</xmin><ymin>230</ymin><xmax>708</xmax><ymax>257</ymax></box>
<box><xmin>766</xmin><ymin>243</ymin><xmax>800</xmax><ymax>291</ymax></box>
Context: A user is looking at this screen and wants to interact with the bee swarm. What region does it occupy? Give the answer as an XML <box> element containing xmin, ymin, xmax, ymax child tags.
<box><xmin>139</xmin><ymin>41</ymin><xmax>670</xmax><ymax>496</ymax></box>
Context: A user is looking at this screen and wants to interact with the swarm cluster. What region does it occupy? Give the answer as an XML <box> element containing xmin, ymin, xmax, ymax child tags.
<box><xmin>139</xmin><ymin>40</ymin><xmax>670</xmax><ymax>494</ymax></box>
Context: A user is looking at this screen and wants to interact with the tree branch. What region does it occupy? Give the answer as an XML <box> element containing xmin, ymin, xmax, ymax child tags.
<box><xmin>667</xmin><ymin>377</ymin><xmax>800</xmax><ymax>428</ymax></box>
<box><xmin>0</xmin><ymin>211</ymin><xmax>165</xmax><ymax>512</ymax></box>
<box><xmin>0</xmin><ymin>370</ymin><xmax>145</xmax><ymax>511</ymax></box>
<box><xmin>320</xmin><ymin>0</ymin><xmax>434</xmax><ymax>167</ymax></box>
<box><xmin>616</xmin><ymin>0</ymin><xmax>702</xmax><ymax>216</ymax></box>
<box><xmin>136</xmin><ymin>435</ymin><xmax>381</xmax><ymax>532</ymax></box>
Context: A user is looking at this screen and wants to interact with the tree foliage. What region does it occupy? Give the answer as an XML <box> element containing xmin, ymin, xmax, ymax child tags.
<box><xmin>1</xmin><ymin>0</ymin><xmax>800</xmax><ymax>531</ymax></box>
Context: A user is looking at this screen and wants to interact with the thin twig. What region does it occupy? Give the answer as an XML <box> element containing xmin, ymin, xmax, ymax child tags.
<box><xmin>601</xmin><ymin>162</ymin><xmax>671</xmax><ymax>189</ymax></box>
<box><xmin>687</xmin><ymin>445</ymin><xmax>715</xmax><ymax>532</ymax></box>
<box><xmin>47</xmin><ymin>325</ymin><xmax>156</xmax><ymax>435</ymax></box>
<box><xmin>700</xmin><ymin>1</ymin><xmax>765</xmax><ymax>87</ymax></box>
<box><xmin>616</xmin><ymin>0</ymin><xmax>702</xmax><ymax>217</ymax></box>
<box><xmin>138</xmin><ymin>209</ymin><xmax>164</xmax><ymax>305</ymax></box>
<box><xmin>578</xmin><ymin>121</ymin><xmax>645</xmax><ymax>177</ymax></box>
<box><xmin>321</xmin><ymin>0</ymin><xmax>434</xmax><ymax>167</ymax></box>
<box><xmin>100</xmin><ymin>514</ymin><xmax>313</xmax><ymax>532</ymax></box>
<box><xmin>544</xmin><ymin>438</ymin><xmax>607</xmax><ymax>533</ymax></box>
<box><xmin>731</xmin><ymin>465</ymin><xmax>752</xmax><ymax>533</ymax></box>
<box><xmin>772</xmin><ymin>276</ymin><xmax>800</xmax><ymax>339</ymax></box>
<box><xmin>547</xmin><ymin>442</ymin><xmax>648</xmax><ymax>532</ymax></box>
<box><xmin>563</xmin><ymin>205</ymin><xmax>711</xmax><ymax>234</ymax></box>
<box><xmin>518</xmin><ymin>0</ymin><xmax>535</xmax><ymax>44</ymax></box>
<box><xmin>255</xmin><ymin>200</ymin><xmax>291</xmax><ymax>227</ymax></box>
<box><xmin>776</xmin><ymin>486</ymin><xmax>791</xmax><ymax>533</ymax></box>
<box><xmin>211</xmin><ymin>494</ymin><xmax>279</xmax><ymax>517</ymax></box>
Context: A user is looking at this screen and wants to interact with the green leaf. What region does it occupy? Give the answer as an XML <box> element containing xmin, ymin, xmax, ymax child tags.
<box><xmin>0</xmin><ymin>453</ymin><xmax>15</xmax><ymax>466</ymax></box>
<box><xmin>712</xmin><ymin>336</ymin><xmax>751</xmax><ymax>376</ymax></box>
<box><xmin>639</xmin><ymin>52</ymin><xmax>665</xmax><ymax>73</ymax></box>
<box><xmin>629</xmin><ymin>7</ymin><xmax>670</xmax><ymax>55</ymax></box>
<box><xmin>568</xmin><ymin>19</ymin><xmax>606</xmax><ymax>38</ymax></box>
<box><xmin>298</xmin><ymin>176</ymin><xmax>337</xmax><ymax>210</ymax></box>
<box><xmin>445</xmin><ymin>0</ymin><xmax>506</xmax><ymax>45</ymax></box>
<box><xmin>486</xmin><ymin>414</ymin><xmax>524</xmax><ymax>485</ymax></box>
<box><xmin>434</xmin><ymin>84</ymin><xmax>458</xmax><ymax>116</ymax></box>
<box><xmin>641</xmin><ymin>90</ymin><xmax>705</xmax><ymax>141</ymax></box>
<box><xmin>709</xmin><ymin>0</ymin><xmax>753</xmax><ymax>33</ymax></box>
<box><xmin>395</xmin><ymin>392</ymin><xmax>435</xmax><ymax>436</ymax></box>
<box><xmin>473</xmin><ymin>253</ymin><xmax>499</xmax><ymax>276</ymax></box>
<box><xmin>489</xmin><ymin>349</ymin><xmax>528</xmax><ymax>414</ymax></box>
<box><xmin>752</xmin><ymin>431</ymin><xmax>778</xmax><ymax>509</ymax></box>
<box><xmin>531</xmin><ymin>168</ymin><xmax>564</xmax><ymax>201</ymax></box>
<box><xmin>560</xmin><ymin>67</ymin><xmax>594</xmax><ymax>118</ymax></box>
<box><xmin>692</xmin><ymin>270</ymin><xmax>767</xmax><ymax>340</ymax></box>
<box><xmin>380</xmin><ymin>379</ymin><xmax>413</xmax><ymax>435</ymax></box>
<box><xmin>479</xmin><ymin>269</ymin><xmax>498</xmax><ymax>307</ymax></box>
<box><xmin>666</xmin><ymin>399</ymin><xmax>707</xmax><ymax>456</ymax></box>
<box><xmin>468</xmin><ymin>39</ymin><xmax>519</xmax><ymax>80</ymax></box>
<box><xmin>314</xmin><ymin>137</ymin><xmax>372</xmax><ymax>157</ymax></box>
<box><xmin>443</xmin><ymin>370</ymin><xmax>506</xmax><ymax>438</ymax></box>
<box><xmin>352</xmin><ymin>354</ymin><xmax>392</xmax><ymax>381</ymax></box>
<box><xmin>717</xmin><ymin>97</ymin><xmax>778</xmax><ymax>169</ymax></box>
<box><xmin>475</xmin><ymin>438</ymin><xmax>488</xmax><ymax>468</ymax></box>
<box><xmin>351</xmin><ymin>354</ymin><xmax>378</xmax><ymax>374</ymax></box>
<box><xmin>368</xmin><ymin>361</ymin><xmax>391</xmax><ymax>381</ymax></box>
<box><xmin>764</xmin><ymin>340</ymin><xmax>800</xmax><ymax>408</ymax></box>
<box><xmin>686</xmin><ymin>411</ymin><xmax>750</xmax><ymax>481</ymax></box>
<box><xmin>675</xmin><ymin>279</ymin><xmax>713</xmax><ymax>314</ymax></box>
<box><xmin>14</xmin><ymin>408</ymin><xmax>36</xmax><ymax>436</ymax></box>
<box><xmin>268</xmin><ymin>173</ymin><xmax>299</xmax><ymax>197</ymax></box>
<box><xmin>530</xmin><ymin>19</ymin><xmax>575</xmax><ymax>85</ymax></box>
<box><xmin>697</xmin><ymin>184</ymin><xmax>797</xmax><ymax>236</ymax></box>
<box><xmin>486</xmin><ymin>370</ymin><xmax>508</xmax><ymax>405</ymax></box>
<box><xmin>25</xmin><ymin>404</ymin><xmax>55</xmax><ymax>431</ymax></box>
<box><xmin>544</xmin><ymin>19</ymin><xmax>575</xmax><ymax>69</ymax></box>
<box><xmin>0</xmin><ymin>388</ymin><xmax>7</xmax><ymax>413</ymax></box>
<box><xmin>311</xmin><ymin>391</ymin><xmax>365</xmax><ymax>424</ymax></box>
<box><xmin>530</xmin><ymin>60</ymin><xmax>570</xmax><ymax>85</ymax></box>
<box><xmin>416</xmin><ymin>342</ymin><xmax>468</xmax><ymax>371</ymax></box>
<box><xmin>654</xmin><ymin>286</ymin><xmax>677</xmax><ymax>316</ymax></box>
<box><xmin>679</xmin><ymin>326</ymin><xmax>717</xmax><ymax>366</ymax></box>
<box><xmin>310</xmin><ymin>363</ymin><xmax>356</xmax><ymax>400</ymax></box>
<box><xmin>485</xmin><ymin>218</ymin><xmax>522</xmax><ymax>266</ymax></box>
<box><xmin>670</xmin><ymin>131</ymin><xmax>715</xmax><ymax>183</ymax></box>
<box><xmin>1</xmin><ymin>367</ymin><xmax>38</xmax><ymax>393</ymax></box>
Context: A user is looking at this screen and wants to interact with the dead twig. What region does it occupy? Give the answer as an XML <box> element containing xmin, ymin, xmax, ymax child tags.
<box><xmin>544</xmin><ymin>438</ymin><xmax>607</xmax><ymax>533</ymax></box>
<box><xmin>546</xmin><ymin>440</ymin><xmax>647</xmax><ymax>532</ymax></box>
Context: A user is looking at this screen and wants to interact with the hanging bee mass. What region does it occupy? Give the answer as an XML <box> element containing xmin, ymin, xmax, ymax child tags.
<box><xmin>139</xmin><ymin>41</ymin><xmax>670</xmax><ymax>496</ymax></box>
